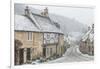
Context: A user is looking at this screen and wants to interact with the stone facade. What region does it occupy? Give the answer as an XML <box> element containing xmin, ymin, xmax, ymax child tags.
<box><xmin>79</xmin><ymin>24</ymin><xmax>94</xmax><ymax>56</ymax></box>
<box><xmin>14</xmin><ymin>5</ymin><xmax>64</xmax><ymax>65</ymax></box>
<box><xmin>79</xmin><ymin>39</ymin><xmax>94</xmax><ymax>55</ymax></box>
<box><xmin>15</xmin><ymin>31</ymin><xmax>64</xmax><ymax>65</ymax></box>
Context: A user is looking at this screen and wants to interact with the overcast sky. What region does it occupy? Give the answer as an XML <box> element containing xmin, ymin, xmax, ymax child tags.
<box><xmin>29</xmin><ymin>4</ymin><xmax>94</xmax><ymax>26</ymax></box>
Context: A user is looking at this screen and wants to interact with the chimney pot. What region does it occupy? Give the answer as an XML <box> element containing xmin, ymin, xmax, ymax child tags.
<box><xmin>25</xmin><ymin>6</ymin><xmax>30</xmax><ymax>16</ymax></box>
<box><xmin>43</xmin><ymin>7</ymin><xmax>48</xmax><ymax>16</ymax></box>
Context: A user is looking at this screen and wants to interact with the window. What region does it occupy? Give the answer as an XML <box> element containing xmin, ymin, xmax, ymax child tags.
<box><xmin>47</xmin><ymin>34</ymin><xmax>50</xmax><ymax>39</ymax></box>
<box><xmin>28</xmin><ymin>32</ymin><xmax>32</xmax><ymax>40</ymax></box>
<box><xmin>27</xmin><ymin>48</ymin><xmax>31</xmax><ymax>60</ymax></box>
<box><xmin>43</xmin><ymin>48</ymin><xmax>46</xmax><ymax>57</ymax></box>
<box><xmin>89</xmin><ymin>46</ymin><xmax>91</xmax><ymax>52</ymax></box>
<box><xmin>47</xmin><ymin>48</ymin><xmax>49</xmax><ymax>55</ymax></box>
<box><xmin>50</xmin><ymin>38</ymin><xmax>54</xmax><ymax>43</ymax></box>
<box><xmin>50</xmin><ymin>48</ymin><xmax>52</xmax><ymax>56</ymax></box>
<box><xmin>47</xmin><ymin>40</ymin><xmax>50</xmax><ymax>44</ymax></box>
<box><xmin>44</xmin><ymin>33</ymin><xmax>58</xmax><ymax>44</ymax></box>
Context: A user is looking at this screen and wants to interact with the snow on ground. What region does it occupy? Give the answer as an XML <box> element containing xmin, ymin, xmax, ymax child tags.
<box><xmin>46</xmin><ymin>45</ymin><xmax>94</xmax><ymax>63</ymax></box>
<box><xmin>76</xmin><ymin>46</ymin><xmax>94</xmax><ymax>58</ymax></box>
<box><xmin>13</xmin><ymin>44</ymin><xmax>94</xmax><ymax>68</ymax></box>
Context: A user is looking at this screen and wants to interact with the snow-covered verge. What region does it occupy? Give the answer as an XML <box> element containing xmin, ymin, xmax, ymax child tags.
<box><xmin>76</xmin><ymin>46</ymin><xmax>94</xmax><ymax>59</ymax></box>
<box><xmin>12</xmin><ymin>45</ymin><xmax>94</xmax><ymax>68</ymax></box>
<box><xmin>44</xmin><ymin>46</ymin><xmax>94</xmax><ymax>63</ymax></box>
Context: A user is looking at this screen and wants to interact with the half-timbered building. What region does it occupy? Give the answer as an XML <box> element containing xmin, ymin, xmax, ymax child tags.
<box><xmin>15</xmin><ymin>6</ymin><xmax>64</xmax><ymax>65</ymax></box>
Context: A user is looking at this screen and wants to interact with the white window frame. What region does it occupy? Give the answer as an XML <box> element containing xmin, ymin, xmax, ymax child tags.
<box><xmin>27</xmin><ymin>32</ymin><xmax>33</xmax><ymax>41</ymax></box>
<box><xmin>44</xmin><ymin>33</ymin><xmax>59</xmax><ymax>44</ymax></box>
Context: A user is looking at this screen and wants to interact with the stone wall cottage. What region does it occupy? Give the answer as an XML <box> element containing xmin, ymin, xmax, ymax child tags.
<box><xmin>14</xmin><ymin>6</ymin><xmax>64</xmax><ymax>65</ymax></box>
<box><xmin>79</xmin><ymin>24</ymin><xmax>94</xmax><ymax>56</ymax></box>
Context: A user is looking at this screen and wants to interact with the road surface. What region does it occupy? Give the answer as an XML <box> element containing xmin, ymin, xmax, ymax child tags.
<box><xmin>47</xmin><ymin>45</ymin><xmax>94</xmax><ymax>63</ymax></box>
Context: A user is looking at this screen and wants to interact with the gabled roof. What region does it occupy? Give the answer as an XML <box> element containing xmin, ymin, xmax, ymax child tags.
<box><xmin>32</xmin><ymin>13</ymin><xmax>62</xmax><ymax>33</ymax></box>
<box><xmin>14</xmin><ymin>5</ymin><xmax>63</xmax><ymax>34</ymax></box>
<box><xmin>81</xmin><ymin>28</ymin><xmax>94</xmax><ymax>42</ymax></box>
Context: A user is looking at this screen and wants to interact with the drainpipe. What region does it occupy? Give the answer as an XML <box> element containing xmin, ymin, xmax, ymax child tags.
<box><xmin>56</xmin><ymin>43</ymin><xmax>57</xmax><ymax>57</ymax></box>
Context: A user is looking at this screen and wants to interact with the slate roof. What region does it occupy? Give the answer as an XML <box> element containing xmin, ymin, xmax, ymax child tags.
<box><xmin>81</xmin><ymin>28</ymin><xmax>94</xmax><ymax>42</ymax></box>
<box><xmin>32</xmin><ymin>13</ymin><xmax>62</xmax><ymax>33</ymax></box>
<box><xmin>14</xmin><ymin>5</ymin><xmax>63</xmax><ymax>34</ymax></box>
<box><xmin>15</xmin><ymin>15</ymin><xmax>39</xmax><ymax>32</ymax></box>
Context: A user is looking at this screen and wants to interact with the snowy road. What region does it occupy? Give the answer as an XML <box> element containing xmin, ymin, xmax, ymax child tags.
<box><xmin>47</xmin><ymin>45</ymin><xmax>94</xmax><ymax>63</ymax></box>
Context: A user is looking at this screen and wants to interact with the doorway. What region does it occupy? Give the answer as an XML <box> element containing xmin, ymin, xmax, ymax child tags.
<box><xmin>27</xmin><ymin>48</ymin><xmax>31</xmax><ymax>61</ymax></box>
<box><xmin>43</xmin><ymin>47</ymin><xmax>46</xmax><ymax>57</ymax></box>
<box><xmin>19</xmin><ymin>49</ymin><xmax>24</xmax><ymax>65</ymax></box>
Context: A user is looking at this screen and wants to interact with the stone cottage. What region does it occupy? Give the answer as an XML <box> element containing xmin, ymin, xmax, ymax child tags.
<box><xmin>14</xmin><ymin>6</ymin><xmax>64</xmax><ymax>65</ymax></box>
<box><xmin>79</xmin><ymin>24</ymin><xmax>94</xmax><ymax>56</ymax></box>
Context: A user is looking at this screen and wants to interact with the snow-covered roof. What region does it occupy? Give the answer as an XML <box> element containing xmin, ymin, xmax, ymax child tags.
<box><xmin>81</xmin><ymin>28</ymin><xmax>94</xmax><ymax>42</ymax></box>
<box><xmin>15</xmin><ymin>15</ymin><xmax>39</xmax><ymax>32</ymax></box>
<box><xmin>32</xmin><ymin>13</ymin><xmax>62</xmax><ymax>33</ymax></box>
<box><xmin>15</xmin><ymin>5</ymin><xmax>63</xmax><ymax>34</ymax></box>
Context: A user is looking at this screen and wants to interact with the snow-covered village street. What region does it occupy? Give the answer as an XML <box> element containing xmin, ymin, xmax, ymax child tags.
<box><xmin>14</xmin><ymin>4</ymin><xmax>94</xmax><ymax>65</ymax></box>
<box><xmin>47</xmin><ymin>45</ymin><xmax>93</xmax><ymax>63</ymax></box>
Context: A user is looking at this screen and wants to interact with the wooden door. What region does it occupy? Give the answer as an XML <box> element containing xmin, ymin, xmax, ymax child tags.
<box><xmin>19</xmin><ymin>49</ymin><xmax>24</xmax><ymax>65</ymax></box>
<box><xmin>43</xmin><ymin>47</ymin><xmax>46</xmax><ymax>57</ymax></box>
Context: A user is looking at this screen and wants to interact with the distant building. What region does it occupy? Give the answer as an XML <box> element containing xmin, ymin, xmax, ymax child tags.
<box><xmin>79</xmin><ymin>24</ymin><xmax>94</xmax><ymax>56</ymax></box>
<box><xmin>15</xmin><ymin>6</ymin><xmax>64</xmax><ymax>65</ymax></box>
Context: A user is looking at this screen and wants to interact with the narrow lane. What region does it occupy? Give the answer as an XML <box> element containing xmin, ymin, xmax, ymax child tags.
<box><xmin>48</xmin><ymin>45</ymin><xmax>94</xmax><ymax>63</ymax></box>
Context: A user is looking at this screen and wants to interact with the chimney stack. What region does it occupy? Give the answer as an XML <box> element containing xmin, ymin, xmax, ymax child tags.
<box><xmin>92</xmin><ymin>24</ymin><xmax>94</xmax><ymax>29</ymax></box>
<box><xmin>44</xmin><ymin>7</ymin><xmax>48</xmax><ymax>16</ymax></box>
<box><xmin>88</xmin><ymin>26</ymin><xmax>91</xmax><ymax>31</ymax></box>
<box><xmin>25</xmin><ymin>6</ymin><xmax>30</xmax><ymax>16</ymax></box>
<box><xmin>41</xmin><ymin>7</ymin><xmax>48</xmax><ymax>16</ymax></box>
